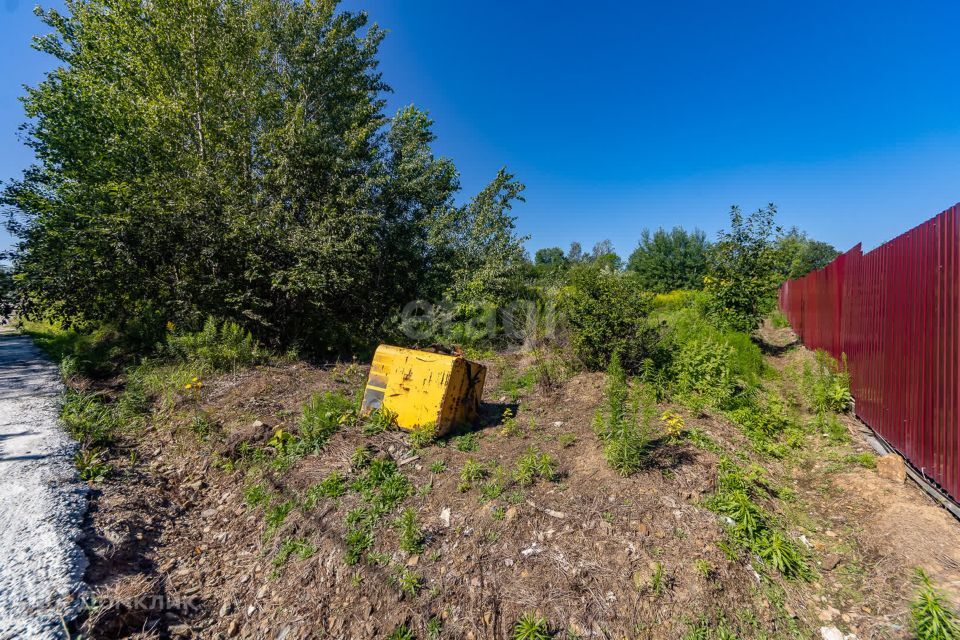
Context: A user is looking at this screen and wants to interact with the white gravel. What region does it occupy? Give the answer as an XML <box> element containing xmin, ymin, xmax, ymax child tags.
<box><xmin>0</xmin><ymin>335</ymin><xmax>88</xmax><ymax>639</ymax></box>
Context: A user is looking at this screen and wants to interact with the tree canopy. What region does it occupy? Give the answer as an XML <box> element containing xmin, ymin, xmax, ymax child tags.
<box><xmin>4</xmin><ymin>0</ymin><xmax>527</xmax><ymax>353</ymax></box>
<box><xmin>626</xmin><ymin>226</ymin><xmax>710</xmax><ymax>292</ymax></box>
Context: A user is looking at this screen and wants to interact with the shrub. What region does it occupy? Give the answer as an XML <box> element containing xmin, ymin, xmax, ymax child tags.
<box><xmin>299</xmin><ymin>391</ymin><xmax>355</xmax><ymax>451</ymax></box>
<box><xmin>409</xmin><ymin>422</ymin><xmax>438</xmax><ymax>448</ymax></box>
<box><xmin>561</xmin><ymin>266</ymin><xmax>657</xmax><ymax>372</ymax></box>
<box><xmin>166</xmin><ymin>317</ymin><xmax>261</xmax><ymax>371</ymax></box>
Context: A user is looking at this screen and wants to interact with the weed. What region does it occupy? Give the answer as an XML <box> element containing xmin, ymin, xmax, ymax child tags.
<box><xmin>911</xmin><ymin>568</ymin><xmax>960</xmax><ymax>640</ymax></box>
<box><xmin>454</xmin><ymin>432</ymin><xmax>479</xmax><ymax>452</ymax></box>
<box><xmin>394</xmin><ymin>508</ymin><xmax>425</xmax><ymax>555</ymax></box>
<box><xmin>558</xmin><ymin>433</ymin><xmax>577</xmax><ymax>448</ymax></box>
<box><xmin>396</xmin><ymin>568</ymin><xmax>422</xmax><ymax>597</ymax></box>
<box><xmin>264</xmin><ymin>500</ymin><xmax>295</xmax><ymax>538</ymax></box>
<box><xmin>458</xmin><ymin>459</ymin><xmax>486</xmax><ymax>491</ymax></box>
<box><xmin>661</xmin><ymin>410</ymin><xmax>685</xmax><ymax>437</ymax></box>
<box><xmin>594</xmin><ymin>355</ymin><xmax>651</xmax><ymax>476</ymax></box>
<box><xmin>480</xmin><ymin>479</ymin><xmax>505</xmax><ymax>503</ymax></box>
<box><xmin>498</xmin><ymin>365</ymin><xmax>536</xmax><ymax>402</ymax></box>
<box><xmin>244</xmin><ymin>483</ymin><xmax>271</xmax><ymax>508</ymax></box>
<box><xmin>345</xmin><ymin>525</ymin><xmax>374</xmax><ymax>565</ymax></box>
<box><xmin>350</xmin><ymin>572</ymin><xmax>363</xmax><ymax>587</ymax></box>
<box><xmin>304</xmin><ymin>472</ymin><xmax>346</xmax><ymax>507</ymax></box>
<box><xmin>682</xmin><ymin>427</ymin><xmax>722</xmax><ymax>453</ymax></box>
<box><xmin>650</xmin><ymin>561</ymin><xmax>666</xmax><ymax>596</ymax></box>
<box><xmin>362</xmin><ymin>408</ymin><xmax>397</xmax><ymax>435</ymax></box>
<box><xmin>409</xmin><ymin>422</ymin><xmax>438</xmax><ymax>448</ymax></box>
<box><xmin>61</xmin><ymin>390</ymin><xmax>118</xmax><ymax>448</ymax></box>
<box><xmin>188</xmin><ymin>413</ymin><xmax>215</xmax><ymax>440</ymax></box>
<box><xmin>512</xmin><ymin>613</ymin><xmax>552</xmax><ymax>640</ymax></box>
<box><xmin>845</xmin><ymin>452</ymin><xmax>876</xmax><ymax>469</ymax></box>
<box><xmin>427</xmin><ymin>617</ymin><xmax>442</xmax><ymax>640</ymax></box>
<box><xmin>706</xmin><ymin>459</ymin><xmax>811</xmax><ymax>581</ymax></box>
<box><xmin>387</xmin><ymin>625</ymin><xmax>416</xmax><ymax>640</ymax></box>
<box><xmin>300</xmin><ymin>391</ymin><xmax>355</xmax><ymax>451</ymax></box>
<box><xmin>500</xmin><ymin>408</ymin><xmax>523</xmax><ymax>437</ymax></box>
<box><xmin>506</xmin><ymin>489</ymin><xmax>525</xmax><ymax>504</ymax></box>
<box><xmin>514</xmin><ymin>448</ymin><xmax>556</xmax><ymax>486</ymax></box>
<box><xmin>492</xmin><ymin>506</ymin><xmax>506</xmax><ymax>520</ymax></box>
<box><xmin>273</xmin><ymin>537</ymin><xmax>316</xmax><ymax>568</ymax></box>
<box><xmin>694</xmin><ymin>559</ymin><xmax>713</xmax><ymax>579</ymax></box>
<box><xmin>429</xmin><ymin>460</ymin><xmax>447</xmax><ymax>474</ymax></box>
<box><xmin>366</xmin><ymin>550</ymin><xmax>390</xmax><ymax>567</ymax></box>
<box><xmin>351</xmin><ymin>445</ymin><xmax>373</xmax><ymax>469</ymax></box>
<box><xmin>75</xmin><ymin>448</ymin><xmax>110</xmax><ymax>482</ymax></box>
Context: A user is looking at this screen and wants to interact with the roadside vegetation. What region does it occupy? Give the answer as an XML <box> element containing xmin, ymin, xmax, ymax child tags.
<box><xmin>2</xmin><ymin>1</ymin><xmax>955</xmax><ymax>639</ymax></box>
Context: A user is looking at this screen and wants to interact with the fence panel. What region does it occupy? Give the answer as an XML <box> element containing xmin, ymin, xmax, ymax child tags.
<box><xmin>778</xmin><ymin>204</ymin><xmax>960</xmax><ymax>503</ymax></box>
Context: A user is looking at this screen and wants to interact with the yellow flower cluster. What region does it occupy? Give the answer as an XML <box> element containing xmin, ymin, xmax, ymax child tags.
<box><xmin>184</xmin><ymin>376</ymin><xmax>203</xmax><ymax>391</ymax></box>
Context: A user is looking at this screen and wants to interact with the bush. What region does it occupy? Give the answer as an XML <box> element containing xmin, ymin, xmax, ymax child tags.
<box><xmin>561</xmin><ymin>266</ymin><xmax>657</xmax><ymax>372</ymax></box>
<box><xmin>166</xmin><ymin>317</ymin><xmax>261</xmax><ymax>371</ymax></box>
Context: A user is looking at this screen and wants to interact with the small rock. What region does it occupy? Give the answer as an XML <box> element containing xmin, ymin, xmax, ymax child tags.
<box><xmin>202</xmin><ymin>508</ymin><xmax>217</xmax><ymax>518</ymax></box>
<box><xmin>822</xmin><ymin>554</ymin><xmax>841</xmax><ymax>571</ymax></box>
<box><xmin>219</xmin><ymin>600</ymin><xmax>234</xmax><ymax>617</ymax></box>
<box><xmin>505</xmin><ymin>507</ymin><xmax>517</xmax><ymax>522</ymax></box>
<box><xmin>820</xmin><ymin>627</ymin><xmax>844</xmax><ymax>640</ymax></box>
<box><xmin>227</xmin><ymin>620</ymin><xmax>239</xmax><ymax>637</ymax></box>
<box><xmin>440</xmin><ymin>508</ymin><xmax>451</xmax><ymax>528</ymax></box>
<box><xmin>251</xmin><ymin>420</ymin><xmax>264</xmax><ymax>428</ymax></box>
<box><xmin>406</xmin><ymin>555</ymin><xmax>419</xmax><ymax>567</ymax></box>
<box><xmin>168</xmin><ymin>624</ymin><xmax>191</xmax><ymax>636</ymax></box>
<box><xmin>636</xmin><ymin>523</ymin><xmax>650</xmax><ymax>537</ymax></box>
<box><xmin>876</xmin><ymin>454</ymin><xmax>906</xmax><ymax>483</ymax></box>
<box><xmin>552</xmin><ymin>421</ymin><xmax>564</xmax><ymax>427</ymax></box>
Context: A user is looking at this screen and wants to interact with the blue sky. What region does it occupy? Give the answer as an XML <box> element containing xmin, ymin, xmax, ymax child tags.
<box><xmin>3</xmin><ymin>1</ymin><xmax>960</xmax><ymax>259</ymax></box>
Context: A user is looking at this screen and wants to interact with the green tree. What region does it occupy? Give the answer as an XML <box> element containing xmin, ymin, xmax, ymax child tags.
<box><xmin>627</xmin><ymin>226</ymin><xmax>710</xmax><ymax>292</ymax></box>
<box><xmin>775</xmin><ymin>227</ymin><xmax>839</xmax><ymax>280</ymax></box>
<box><xmin>590</xmin><ymin>239</ymin><xmax>622</xmax><ymax>271</ymax></box>
<box><xmin>705</xmin><ymin>204</ymin><xmax>782</xmax><ymax>332</ymax></box>
<box><xmin>3</xmin><ymin>0</ymin><xmax>525</xmax><ymax>353</ymax></box>
<box><xmin>534</xmin><ymin>247</ymin><xmax>566</xmax><ymax>267</ymax></box>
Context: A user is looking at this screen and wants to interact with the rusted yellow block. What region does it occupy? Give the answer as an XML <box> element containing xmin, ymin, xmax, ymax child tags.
<box><xmin>361</xmin><ymin>345</ymin><xmax>486</xmax><ymax>434</ymax></box>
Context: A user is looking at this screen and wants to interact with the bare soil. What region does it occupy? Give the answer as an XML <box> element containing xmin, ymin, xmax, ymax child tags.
<box><xmin>71</xmin><ymin>330</ymin><xmax>960</xmax><ymax>640</ymax></box>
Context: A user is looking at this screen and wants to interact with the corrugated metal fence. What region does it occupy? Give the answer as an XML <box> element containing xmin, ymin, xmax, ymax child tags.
<box><xmin>779</xmin><ymin>203</ymin><xmax>960</xmax><ymax>503</ymax></box>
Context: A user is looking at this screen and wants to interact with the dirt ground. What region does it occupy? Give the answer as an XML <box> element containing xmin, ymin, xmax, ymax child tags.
<box><xmin>70</xmin><ymin>327</ymin><xmax>960</xmax><ymax>640</ymax></box>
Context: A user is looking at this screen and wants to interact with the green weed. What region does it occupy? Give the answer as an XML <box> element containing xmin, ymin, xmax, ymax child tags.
<box><xmin>512</xmin><ymin>613</ymin><xmax>552</xmax><ymax>640</ymax></box>
<box><xmin>304</xmin><ymin>472</ymin><xmax>346</xmax><ymax>507</ymax></box>
<box><xmin>454</xmin><ymin>432</ymin><xmax>479</xmax><ymax>452</ymax></box>
<box><xmin>911</xmin><ymin>568</ymin><xmax>960</xmax><ymax>640</ymax></box>
<box><xmin>409</xmin><ymin>422</ymin><xmax>438</xmax><ymax>448</ymax></box>
<box><xmin>394</xmin><ymin>508</ymin><xmax>424</xmax><ymax>555</ymax></box>
<box><xmin>299</xmin><ymin>391</ymin><xmax>355</xmax><ymax>451</ymax></box>
<box><xmin>513</xmin><ymin>448</ymin><xmax>556</xmax><ymax>486</ymax></box>
<box><xmin>273</xmin><ymin>537</ymin><xmax>316</xmax><ymax>568</ymax></box>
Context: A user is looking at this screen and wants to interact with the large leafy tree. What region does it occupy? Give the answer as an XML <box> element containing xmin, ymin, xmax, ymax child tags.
<box><xmin>705</xmin><ymin>204</ymin><xmax>783</xmax><ymax>332</ymax></box>
<box><xmin>4</xmin><ymin>0</ymin><xmax>525</xmax><ymax>353</ymax></box>
<box><xmin>627</xmin><ymin>226</ymin><xmax>710</xmax><ymax>292</ymax></box>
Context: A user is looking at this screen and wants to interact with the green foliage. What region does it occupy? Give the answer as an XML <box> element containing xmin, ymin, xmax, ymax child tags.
<box><xmin>394</xmin><ymin>507</ymin><xmax>425</xmax><ymax>555</ymax></box>
<box><xmin>561</xmin><ymin>266</ymin><xmax>657</xmax><ymax>372</ymax></box>
<box><xmin>409</xmin><ymin>422</ymin><xmax>438</xmax><ymax>448</ymax></box>
<box><xmin>705</xmin><ymin>205</ymin><xmax>783</xmax><ymax>332</ymax></box>
<box><xmin>273</xmin><ymin>538</ymin><xmax>316</xmax><ymax>568</ymax></box>
<box><xmin>627</xmin><ymin>227</ymin><xmax>711</xmax><ymax>293</ymax></box>
<box><xmin>706</xmin><ymin>460</ymin><xmax>811</xmax><ymax>581</ymax></box>
<box><xmin>264</xmin><ymin>500</ymin><xmax>296</xmax><ymax>538</ymax></box>
<box><xmin>428</xmin><ymin>460</ymin><xmax>446</xmax><ymax>474</ymax></box>
<box><xmin>513</xmin><ymin>448</ymin><xmax>557</xmax><ymax>486</ymax></box>
<box><xmin>75</xmin><ymin>447</ymin><xmax>110</xmax><ymax>482</ymax></box>
<box><xmin>7</xmin><ymin>0</ymin><xmax>526</xmax><ymax>355</ymax></box>
<box><xmin>775</xmin><ymin>227</ymin><xmax>839</xmax><ymax>280</ymax></box>
<box><xmin>395</xmin><ymin>567</ymin><xmax>423</xmax><ymax>597</ymax></box>
<box><xmin>387</xmin><ymin>625</ymin><xmax>416</xmax><ymax>640</ymax></box>
<box><xmin>594</xmin><ymin>355</ymin><xmax>651</xmax><ymax>476</ymax></box>
<box><xmin>454</xmin><ymin>432</ymin><xmax>479</xmax><ymax>452</ymax></box>
<box><xmin>362</xmin><ymin>409</ymin><xmax>397</xmax><ymax>435</ymax></box>
<box><xmin>299</xmin><ymin>392</ymin><xmax>356</xmax><ymax>451</ymax></box>
<box><xmin>166</xmin><ymin>318</ymin><xmax>260</xmax><ymax>371</ymax></box>
<box><xmin>725</xmin><ymin>393</ymin><xmax>799</xmax><ymax>457</ymax></box>
<box><xmin>911</xmin><ymin>568</ymin><xmax>960</xmax><ymax>640</ymax></box>
<box><xmin>244</xmin><ymin>483</ymin><xmax>271</xmax><ymax>509</ymax></box>
<box><xmin>458</xmin><ymin>459</ymin><xmax>486</xmax><ymax>491</ymax></box>
<box><xmin>304</xmin><ymin>472</ymin><xmax>347</xmax><ymax>508</ymax></box>
<box><xmin>802</xmin><ymin>351</ymin><xmax>853</xmax><ymax>415</ymax></box>
<box><xmin>61</xmin><ymin>389</ymin><xmax>119</xmax><ymax>448</ymax></box>
<box><xmin>845</xmin><ymin>452</ymin><xmax>876</xmax><ymax>469</ymax></box>
<box><xmin>512</xmin><ymin>614</ymin><xmax>552</xmax><ymax>640</ymax></box>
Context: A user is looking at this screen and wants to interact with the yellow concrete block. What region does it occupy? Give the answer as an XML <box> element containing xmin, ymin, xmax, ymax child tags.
<box><xmin>360</xmin><ymin>345</ymin><xmax>486</xmax><ymax>434</ymax></box>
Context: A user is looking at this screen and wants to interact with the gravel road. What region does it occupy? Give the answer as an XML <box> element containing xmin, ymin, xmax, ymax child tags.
<box><xmin>0</xmin><ymin>334</ymin><xmax>87</xmax><ymax>639</ymax></box>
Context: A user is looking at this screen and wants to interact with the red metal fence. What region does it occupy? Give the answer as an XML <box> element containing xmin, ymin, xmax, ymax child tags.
<box><xmin>779</xmin><ymin>203</ymin><xmax>960</xmax><ymax>503</ymax></box>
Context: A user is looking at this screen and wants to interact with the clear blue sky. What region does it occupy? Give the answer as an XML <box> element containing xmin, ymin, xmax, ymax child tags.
<box><xmin>3</xmin><ymin>1</ymin><xmax>960</xmax><ymax>259</ymax></box>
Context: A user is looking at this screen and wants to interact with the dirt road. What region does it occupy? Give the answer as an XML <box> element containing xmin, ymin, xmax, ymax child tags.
<box><xmin>0</xmin><ymin>335</ymin><xmax>87</xmax><ymax>639</ymax></box>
